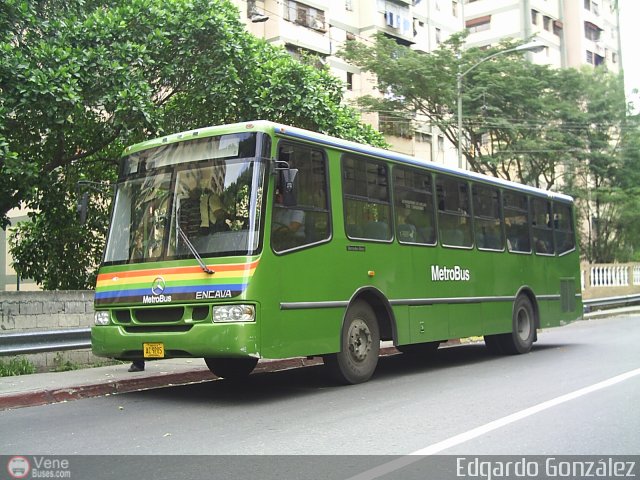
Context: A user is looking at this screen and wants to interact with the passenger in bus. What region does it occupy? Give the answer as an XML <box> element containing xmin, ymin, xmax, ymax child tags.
<box><xmin>272</xmin><ymin>188</ymin><xmax>305</xmax><ymax>249</ymax></box>
<box><xmin>199</xmin><ymin>192</ymin><xmax>230</xmax><ymax>234</ymax></box>
<box><xmin>405</xmin><ymin>207</ymin><xmax>434</xmax><ymax>243</ymax></box>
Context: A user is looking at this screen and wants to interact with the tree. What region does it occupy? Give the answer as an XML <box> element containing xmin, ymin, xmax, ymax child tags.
<box><xmin>2</xmin><ymin>0</ymin><xmax>385</xmax><ymax>289</ymax></box>
<box><xmin>341</xmin><ymin>33</ymin><xmax>585</xmax><ymax>188</ymax></box>
<box><xmin>341</xmin><ymin>32</ymin><xmax>640</xmax><ymax>262</ymax></box>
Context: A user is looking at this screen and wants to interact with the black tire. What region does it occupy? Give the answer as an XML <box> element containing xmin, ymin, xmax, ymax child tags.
<box><xmin>204</xmin><ymin>357</ymin><xmax>258</xmax><ymax>379</ymax></box>
<box><xmin>323</xmin><ymin>300</ymin><xmax>380</xmax><ymax>385</ymax></box>
<box><xmin>497</xmin><ymin>295</ymin><xmax>536</xmax><ymax>355</ymax></box>
<box><xmin>397</xmin><ymin>341</ymin><xmax>440</xmax><ymax>358</ymax></box>
<box><xmin>483</xmin><ymin>334</ymin><xmax>504</xmax><ymax>355</ymax></box>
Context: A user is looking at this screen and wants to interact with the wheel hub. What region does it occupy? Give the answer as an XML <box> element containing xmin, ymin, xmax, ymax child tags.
<box><xmin>347</xmin><ymin>319</ymin><xmax>372</xmax><ymax>362</ymax></box>
<box><xmin>516</xmin><ymin>308</ymin><xmax>532</xmax><ymax>341</ymax></box>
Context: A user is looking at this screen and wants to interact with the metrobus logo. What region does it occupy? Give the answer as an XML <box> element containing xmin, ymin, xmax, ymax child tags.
<box><xmin>431</xmin><ymin>265</ymin><xmax>471</xmax><ymax>282</ymax></box>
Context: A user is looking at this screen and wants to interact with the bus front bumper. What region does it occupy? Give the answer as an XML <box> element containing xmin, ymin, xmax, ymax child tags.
<box><xmin>91</xmin><ymin>323</ymin><xmax>260</xmax><ymax>360</ymax></box>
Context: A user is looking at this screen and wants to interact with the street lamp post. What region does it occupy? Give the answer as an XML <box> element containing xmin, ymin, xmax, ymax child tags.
<box><xmin>456</xmin><ymin>40</ymin><xmax>545</xmax><ymax>169</ymax></box>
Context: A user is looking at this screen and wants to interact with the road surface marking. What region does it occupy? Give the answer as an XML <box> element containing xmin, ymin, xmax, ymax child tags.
<box><xmin>346</xmin><ymin>367</ymin><xmax>640</xmax><ymax>480</ymax></box>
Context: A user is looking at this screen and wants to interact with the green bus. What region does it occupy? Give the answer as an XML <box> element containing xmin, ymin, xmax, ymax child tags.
<box><xmin>91</xmin><ymin>121</ymin><xmax>582</xmax><ymax>384</ymax></box>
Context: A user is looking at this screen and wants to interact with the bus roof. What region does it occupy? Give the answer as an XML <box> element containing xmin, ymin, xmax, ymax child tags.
<box><xmin>123</xmin><ymin>120</ymin><xmax>574</xmax><ymax>203</ymax></box>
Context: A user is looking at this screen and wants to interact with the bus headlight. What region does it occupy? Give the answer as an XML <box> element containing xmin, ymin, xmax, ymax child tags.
<box><xmin>212</xmin><ymin>305</ymin><xmax>255</xmax><ymax>323</ymax></box>
<box><xmin>94</xmin><ymin>311</ymin><xmax>110</xmax><ymax>325</ymax></box>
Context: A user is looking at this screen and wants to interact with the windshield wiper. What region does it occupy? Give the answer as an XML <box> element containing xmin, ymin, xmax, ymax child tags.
<box><xmin>176</xmin><ymin>224</ymin><xmax>215</xmax><ymax>275</ymax></box>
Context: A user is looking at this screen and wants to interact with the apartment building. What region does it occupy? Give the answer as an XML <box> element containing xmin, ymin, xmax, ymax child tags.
<box><xmin>240</xmin><ymin>0</ymin><xmax>464</xmax><ymax>163</ymax></box>
<box><xmin>463</xmin><ymin>0</ymin><xmax>621</xmax><ymax>72</ymax></box>
<box><xmin>238</xmin><ymin>0</ymin><xmax>621</xmax><ymax>161</ymax></box>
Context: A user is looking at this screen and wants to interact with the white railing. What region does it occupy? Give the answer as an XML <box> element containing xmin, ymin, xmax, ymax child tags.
<box><xmin>634</xmin><ymin>265</ymin><xmax>640</xmax><ymax>286</ymax></box>
<box><xmin>590</xmin><ymin>265</ymin><xmax>629</xmax><ymax>287</ymax></box>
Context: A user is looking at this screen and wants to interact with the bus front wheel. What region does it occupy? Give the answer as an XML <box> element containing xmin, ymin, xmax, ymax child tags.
<box><xmin>323</xmin><ymin>300</ymin><xmax>380</xmax><ymax>385</ymax></box>
<box><xmin>204</xmin><ymin>357</ymin><xmax>258</xmax><ymax>379</ymax></box>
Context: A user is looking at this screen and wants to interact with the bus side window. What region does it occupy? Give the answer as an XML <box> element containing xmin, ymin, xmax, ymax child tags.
<box><xmin>553</xmin><ymin>203</ymin><xmax>576</xmax><ymax>254</ymax></box>
<box><xmin>472</xmin><ymin>184</ymin><xmax>504</xmax><ymax>250</ymax></box>
<box><xmin>342</xmin><ymin>155</ymin><xmax>392</xmax><ymax>241</ymax></box>
<box><xmin>393</xmin><ymin>166</ymin><xmax>436</xmax><ymax>245</ymax></box>
<box><xmin>436</xmin><ymin>175</ymin><xmax>472</xmax><ymax>248</ymax></box>
<box><xmin>531</xmin><ymin>198</ymin><xmax>554</xmax><ymax>255</ymax></box>
<box><xmin>272</xmin><ymin>143</ymin><xmax>330</xmax><ymax>252</ymax></box>
<box><xmin>504</xmin><ymin>191</ymin><xmax>531</xmax><ymax>253</ymax></box>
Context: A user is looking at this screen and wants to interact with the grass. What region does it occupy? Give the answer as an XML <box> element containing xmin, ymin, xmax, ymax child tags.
<box><xmin>0</xmin><ymin>356</ymin><xmax>37</xmax><ymax>377</ymax></box>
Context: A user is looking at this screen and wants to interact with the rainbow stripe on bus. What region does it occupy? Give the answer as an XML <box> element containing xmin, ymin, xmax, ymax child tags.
<box><xmin>95</xmin><ymin>260</ymin><xmax>258</xmax><ymax>305</ymax></box>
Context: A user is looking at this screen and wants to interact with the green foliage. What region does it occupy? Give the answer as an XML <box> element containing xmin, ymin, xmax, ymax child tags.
<box><xmin>3</xmin><ymin>0</ymin><xmax>384</xmax><ymax>289</ymax></box>
<box><xmin>341</xmin><ymin>32</ymin><xmax>640</xmax><ymax>262</ymax></box>
<box><xmin>0</xmin><ymin>356</ymin><xmax>37</xmax><ymax>376</ymax></box>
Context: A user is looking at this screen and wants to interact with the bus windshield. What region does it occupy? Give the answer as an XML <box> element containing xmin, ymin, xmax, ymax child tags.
<box><xmin>103</xmin><ymin>133</ymin><xmax>265</xmax><ymax>264</ymax></box>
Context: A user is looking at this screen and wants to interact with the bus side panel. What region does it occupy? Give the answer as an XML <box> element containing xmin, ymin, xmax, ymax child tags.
<box><xmin>257</xmin><ymin>243</ymin><xmax>344</xmax><ymax>359</ymax></box>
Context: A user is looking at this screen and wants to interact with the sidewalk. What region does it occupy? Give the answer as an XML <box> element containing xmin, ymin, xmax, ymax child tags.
<box><xmin>0</xmin><ymin>356</ymin><xmax>325</xmax><ymax>411</ymax></box>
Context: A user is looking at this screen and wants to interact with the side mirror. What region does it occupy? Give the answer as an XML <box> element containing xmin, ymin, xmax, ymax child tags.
<box><xmin>279</xmin><ymin>169</ymin><xmax>298</xmax><ymax>206</ymax></box>
<box><xmin>281</xmin><ymin>168</ymin><xmax>298</xmax><ymax>193</ymax></box>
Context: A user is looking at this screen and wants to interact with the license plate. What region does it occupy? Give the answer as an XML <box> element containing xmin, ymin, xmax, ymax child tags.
<box><xmin>143</xmin><ymin>342</ymin><xmax>164</xmax><ymax>358</ymax></box>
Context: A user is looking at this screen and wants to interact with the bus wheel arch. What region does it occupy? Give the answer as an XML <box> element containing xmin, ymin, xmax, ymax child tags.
<box><xmin>322</xmin><ymin>288</ymin><xmax>393</xmax><ymax>384</ymax></box>
<box><xmin>347</xmin><ymin>287</ymin><xmax>397</xmax><ymax>343</ymax></box>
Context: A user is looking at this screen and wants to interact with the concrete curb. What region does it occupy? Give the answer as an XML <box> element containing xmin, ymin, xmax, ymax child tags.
<box><xmin>0</xmin><ymin>350</ymin><xmax>398</xmax><ymax>411</ymax></box>
<box><xmin>0</xmin><ymin>369</ymin><xmax>215</xmax><ymax>410</ymax></box>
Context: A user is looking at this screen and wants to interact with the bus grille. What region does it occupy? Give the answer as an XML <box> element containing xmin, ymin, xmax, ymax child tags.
<box><xmin>124</xmin><ymin>325</ymin><xmax>192</xmax><ymax>333</ymax></box>
<box><xmin>134</xmin><ymin>307</ymin><xmax>185</xmax><ymax>323</ymax></box>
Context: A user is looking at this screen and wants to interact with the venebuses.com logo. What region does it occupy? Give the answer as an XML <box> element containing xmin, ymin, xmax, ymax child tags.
<box><xmin>6</xmin><ymin>456</ymin><xmax>71</xmax><ymax>479</ymax></box>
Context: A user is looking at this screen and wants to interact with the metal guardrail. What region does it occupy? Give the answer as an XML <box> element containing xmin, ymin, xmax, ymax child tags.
<box><xmin>2</xmin><ymin>294</ymin><xmax>640</xmax><ymax>356</ymax></box>
<box><xmin>0</xmin><ymin>328</ymin><xmax>91</xmax><ymax>356</ymax></box>
<box><xmin>583</xmin><ymin>294</ymin><xmax>640</xmax><ymax>312</ymax></box>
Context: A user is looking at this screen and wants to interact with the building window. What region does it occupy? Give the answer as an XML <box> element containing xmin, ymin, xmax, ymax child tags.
<box><xmin>586</xmin><ymin>50</ymin><xmax>593</xmax><ymax>64</ymax></box>
<box><xmin>553</xmin><ymin>20</ymin><xmax>563</xmax><ymax>36</ymax></box>
<box><xmin>435</xmin><ymin>27</ymin><xmax>441</xmax><ymax>44</ymax></box>
<box><xmin>285</xmin><ymin>0</ymin><xmax>326</xmax><ymax>32</ymax></box>
<box><xmin>345</xmin><ymin>0</ymin><xmax>353</xmax><ymax>11</ymax></box>
<box><xmin>285</xmin><ymin>44</ymin><xmax>327</xmax><ymax>68</ymax></box>
<box><xmin>346</xmin><ymin>72</ymin><xmax>354</xmax><ymax>91</ymax></box>
<box><xmin>452</xmin><ymin>0</ymin><xmax>458</xmax><ymax>17</ymax></box>
<box><xmin>584</xmin><ymin>0</ymin><xmax>599</xmax><ymax>15</ymax></box>
<box><xmin>584</xmin><ymin>21</ymin><xmax>601</xmax><ymax>41</ymax></box>
<box><xmin>543</xmin><ymin>15</ymin><xmax>551</xmax><ymax>31</ymax></box>
<box><xmin>466</xmin><ymin>15</ymin><xmax>491</xmax><ymax>33</ymax></box>
<box><xmin>612</xmin><ymin>52</ymin><xmax>618</xmax><ymax>63</ymax></box>
<box><xmin>531</xmin><ymin>9</ymin><xmax>538</xmax><ymax>25</ymax></box>
<box><xmin>379</xmin><ymin>114</ymin><xmax>412</xmax><ymax>138</ymax></box>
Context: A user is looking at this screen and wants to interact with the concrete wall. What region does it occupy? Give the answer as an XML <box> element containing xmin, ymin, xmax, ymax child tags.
<box><xmin>0</xmin><ymin>291</ymin><xmax>101</xmax><ymax>371</ymax></box>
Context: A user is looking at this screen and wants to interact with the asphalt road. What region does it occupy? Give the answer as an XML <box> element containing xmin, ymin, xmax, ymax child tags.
<box><xmin>1</xmin><ymin>314</ymin><xmax>638</xmax><ymax>477</ymax></box>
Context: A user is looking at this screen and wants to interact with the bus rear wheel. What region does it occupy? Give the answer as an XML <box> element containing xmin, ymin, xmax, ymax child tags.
<box><xmin>484</xmin><ymin>295</ymin><xmax>536</xmax><ymax>355</ymax></box>
<box><xmin>323</xmin><ymin>300</ymin><xmax>380</xmax><ymax>385</ymax></box>
<box><xmin>204</xmin><ymin>357</ymin><xmax>258</xmax><ymax>379</ymax></box>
